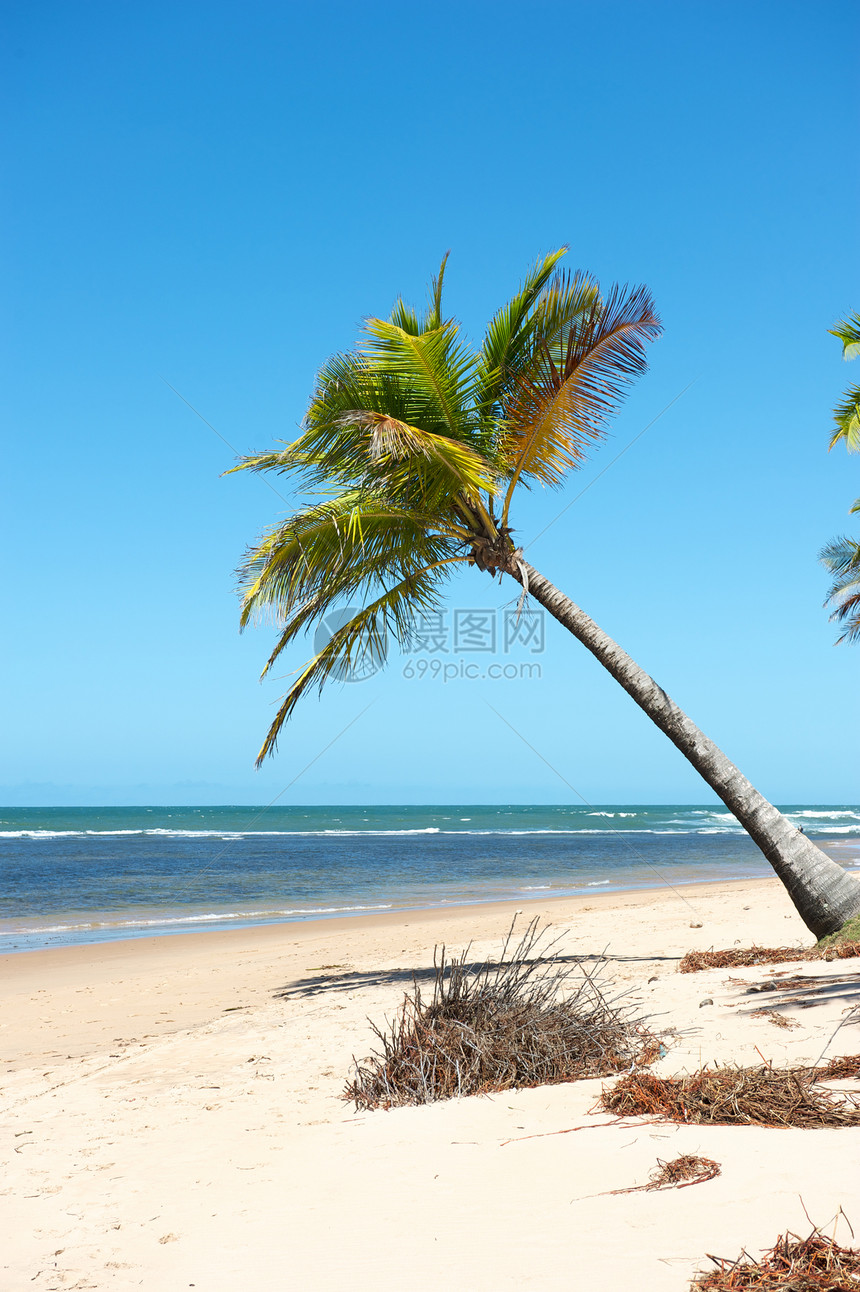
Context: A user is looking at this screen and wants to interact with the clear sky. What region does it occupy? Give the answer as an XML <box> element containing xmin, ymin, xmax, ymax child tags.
<box><xmin>2</xmin><ymin>0</ymin><xmax>858</xmax><ymax>806</ymax></box>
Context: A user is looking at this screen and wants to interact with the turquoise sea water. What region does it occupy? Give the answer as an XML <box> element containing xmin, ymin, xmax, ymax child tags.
<box><xmin>2</xmin><ymin>804</ymin><xmax>859</xmax><ymax>953</ymax></box>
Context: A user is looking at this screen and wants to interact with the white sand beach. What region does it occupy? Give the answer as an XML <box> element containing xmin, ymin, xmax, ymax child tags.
<box><xmin>2</xmin><ymin>877</ymin><xmax>859</xmax><ymax>1290</ymax></box>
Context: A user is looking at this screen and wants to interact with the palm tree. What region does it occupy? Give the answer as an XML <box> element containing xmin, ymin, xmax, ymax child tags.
<box><xmin>232</xmin><ymin>250</ymin><xmax>860</xmax><ymax>938</ymax></box>
<box><xmin>821</xmin><ymin>311</ymin><xmax>860</xmax><ymax>642</ymax></box>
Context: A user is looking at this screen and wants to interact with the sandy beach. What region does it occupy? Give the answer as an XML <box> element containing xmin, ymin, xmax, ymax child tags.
<box><xmin>2</xmin><ymin>876</ymin><xmax>859</xmax><ymax>1290</ymax></box>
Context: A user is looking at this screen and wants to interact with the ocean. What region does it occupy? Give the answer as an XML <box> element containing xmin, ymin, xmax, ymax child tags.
<box><xmin>2</xmin><ymin>804</ymin><xmax>859</xmax><ymax>953</ymax></box>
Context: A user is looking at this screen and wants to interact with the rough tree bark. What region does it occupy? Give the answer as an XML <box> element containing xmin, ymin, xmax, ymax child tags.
<box><xmin>511</xmin><ymin>558</ymin><xmax>860</xmax><ymax>939</ymax></box>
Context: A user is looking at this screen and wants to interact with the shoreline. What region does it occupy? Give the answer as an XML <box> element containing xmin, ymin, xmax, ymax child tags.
<box><xmin>2</xmin><ymin>872</ymin><xmax>784</xmax><ymax>965</ymax></box>
<box><xmin>8</xmin><ymin>855</ymin><xmax>860</xmax><ymax>955</ymax></box>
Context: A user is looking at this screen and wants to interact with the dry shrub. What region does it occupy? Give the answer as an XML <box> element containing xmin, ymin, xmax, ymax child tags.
<box><xmin>345</xmin><ymin>918</ymin><xmax>655</xmax><ymax>1111</ymax></box>
<box><xmin>600</xmin><ymin>1063</ymin><xmax>860</xmax><ymax>1128</ymax></box>
<box><xmin>680</xmin><ymin>943</ymin><xmax>860</xmax><ymax>973</ymax></box>
<box><xmin>691</xmin><ymin>1229</ymin><xmax>860</xmax><ymax>1289</ymax></box>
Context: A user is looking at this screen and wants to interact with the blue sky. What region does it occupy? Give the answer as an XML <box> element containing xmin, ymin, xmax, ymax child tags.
<box><xmin>2</xmin><ymin>0</ymin><xmax>858</xmax><ymax>806</ymax></box>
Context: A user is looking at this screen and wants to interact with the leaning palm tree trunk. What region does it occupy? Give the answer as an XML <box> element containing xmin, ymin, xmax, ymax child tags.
<box><xmin>512</xmin><ymin>559</ymin><xmax>860</xmax><ymax>939</ymax></box>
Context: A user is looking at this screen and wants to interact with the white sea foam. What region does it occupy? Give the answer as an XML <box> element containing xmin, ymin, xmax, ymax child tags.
<box><xmin>789</xmin><ymin>810</ymin><xmax>860</xmax><ymax>820</ymax></box>
<box><xmin>320</xmin><ymin>827</ymin><xmax>441</xmax><ymax>836</ymax></box>
<box><xmin>0</xmin><ymin>830</ymin><xmax>92</xmax><ymax>838</ymax></box>
<box><xmin>3</xmin><ymin>811</ymin><xmax>859</xmax><ymax>843</ymax></box>
<box><xmin>0</xmin><ymin>825</ymin><xmax>703</xmax><ymax>839</ymax></box>
<box><xmin>0</xmin><ymin>903</ymin><xmax>395</xmax><ymax>936</ymax></box>
<box><xmin>85</xmin><ymin>829</ymin><xmax>147</xmax><ymax>836</ymax></box>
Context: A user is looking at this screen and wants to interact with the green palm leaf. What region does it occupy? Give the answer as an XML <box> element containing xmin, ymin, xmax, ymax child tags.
<box><xmin>829</xmin><ymin>385</ymin><xmax>860</xmax><ymax>452</ymax></box>
<box><xmin>363</xmin><ymin>317</ymin><xmax>480</xmax><ymax>441</ymax></box>
<box><xmin>253</xmin><ymin>557</ymin><xmax>466</xmax><ymax>764</ymax></box>
<box><xmin>239</xmin><ymin>495</ymin><xmax>462</xmax><ymax>631</ymax></box>
<box><xmin>829</xmin><ymin>312</ymin><xmax>860</xmax><ymax>362</ymax></box>
<box><xmin>821</xmin><ymin>535</ymin><xmax>860</xmax><ymax>643</ymax></box>
<box><xmin>477</xmin><ymin>248</ymin><xmax>571</xmax><ymax>408</ymax></box>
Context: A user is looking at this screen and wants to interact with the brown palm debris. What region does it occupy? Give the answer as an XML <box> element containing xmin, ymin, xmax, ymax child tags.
<box><xmin>749</xmin><ymin>1009</ymin><xmax>799</xmax><ymax>1030</ymax></box>
<box><xmin>725</xmin><ymin>974</ymin><xmax>806</xmax><ymax>997</ymax></box>
<box><xmin>809</xmin><ymin>939</ymin><xmax>860</xmax><ymax>961</ymax></box>
<box><xmin>810</xmin><ymin>1055</ymin><xmax>860</xmax><ymax>1082</ymax></box>
<box><xmin>650</xmin><ymin>1154</ymin><xmax>721</xmax><ymax>1188</ymax></box>
<box><xmin>691</xmin><ymin>1229</ymin><xmax>860</xmax><ymax>1289</ymax></box>
<box><xmin>600</xmin><ymin>1064</ymin><xmax>860</xmax><ymax>1128</ymax></box>
<box><xmin>758</xmin><ymin>975</ymin><xmax>809</xmax><ymax>992</ymax></box>
<box><xmin>594</xmin><ymin>1154</ymin><xmax>721</xmax><ymax>1198</ymax></box>
<box><xmin>345</xmin><ymin>917</ymin><xmax>657</xmax><ymax>1111</ymax></box>
<box><xmin>680</xmin><ymin>943</ymin><xmax>860</xmax><ymax>973</ymax></box>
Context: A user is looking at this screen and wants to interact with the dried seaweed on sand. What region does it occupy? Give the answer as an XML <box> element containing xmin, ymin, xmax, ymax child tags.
<box><xmin>811</xmin><ymin>1055</ymin><xmax>860</xmax><ymax>1082</ymax></box>
<box><xmin>600</xmin><ymin>1064</ymin><xmax>860</xmax><ymax>1128</ymax></box>
<box><xmin>650</xmin><ymin>1154</ymin><xmax>721</xmax><ymax>1188</ymax></box>
<box><xmin>593</xmin><ymin>1154</ymin><xmax>721</xmax><ymax>1198</ymax></box>
<box><xmin>345</xmin><ymin>918</ymin><xmax>656</xmax><ymax>1111</ymax></box>
<box><xmin>749</xmin><ymin>1008</ymin><xmax>799</xmax><ymax>1030</ymax></box>
<box><xmin>691</xmin><ymin>1228</ymin><xmax>860</xmax><ymax>1289</ymax></box>
<box><xmin>680</xmin><ymin>943</ymin><xmax>860</xmax><ymax>973</ymax></box>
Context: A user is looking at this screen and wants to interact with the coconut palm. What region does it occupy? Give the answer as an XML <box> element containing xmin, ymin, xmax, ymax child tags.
<box><xmin>821</xmin><ymin>311</ymin><xmax>860</xmax><ymax>642</ymax></box>
<box><xmin>232</xmin><ymin>250</ymin><xmax>860</xmax><ymax>938</ymax></box>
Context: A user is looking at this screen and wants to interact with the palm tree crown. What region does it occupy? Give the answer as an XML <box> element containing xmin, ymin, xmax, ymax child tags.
<box><xmin>233</xmin><ymin>249</ymin><xmax>660</xmax><ymax>762</ymax></box>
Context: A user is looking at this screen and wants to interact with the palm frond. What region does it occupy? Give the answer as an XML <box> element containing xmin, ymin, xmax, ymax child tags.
<box><xmin>232</xmin><ymin>381</ymin><xmax>497</xmax><ymax>515</ymax></box>
<box><xmin>388</xmin><ymin>300</ymin><xmax>423</xmax><ymax>335</ymax></box>
<box><xmin>830</xmin><ymin>312</ymin><xmax>860</xmax><ymax>361</ymax></box>
<box><xmin>253</xmin><ymin>539</ymin><xmax>462</xmax><ymax>682</ymax></box>
<box><xmin>238</xmin><ymin>495</ymin><xmax>463</xmax><ymax>631</ymax></box>
<box><xmin>476</xmin><ymin>248</ymin><xmax>571</xmax><ymax>410</ymax></box>
<box><xmin>254</xmin><ymin>557</ymin><xmax>466</xmax><ymax>764</ymax></box>
<box><xmin>820</xmin><ymin>535</ymin><xmax>860</xmax><ymax>644</ymax></box>
<box><xmin>331</xmin><ymin>409</ymin><xmax>499</xmax><ymax>509</ymax></box>
<box><xmin>387</xmin><ymin>252</ymin><xmax>451</xmax><ymax>336</ymax></box>
<box><xmin>499</xmin><ymin>284</ymin><xmax>661</xmax><ymax>517</ymax></box>
<box><xmin>424</xmin><ymin>251</ymin><xmax>450</xmax><ymax>331</ymax></box>
<box><xmin>829</xmin><ymin>384</ymin><xmax>860</xmax><ymax>451</ymax></box>
<box><xmin>820</xmin><ymin>534</ymin><xmax>860</xmax><ymax>578</ymax></box>
<box><xmin>363</xmin><ymin>317</ymin><xmax>479</xmax><ymax>441</ymax></box>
